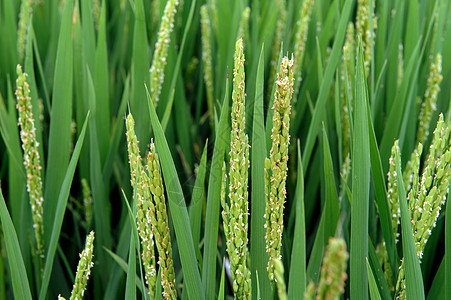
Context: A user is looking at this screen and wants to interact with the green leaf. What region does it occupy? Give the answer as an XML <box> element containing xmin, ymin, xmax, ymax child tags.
<box><xmin>44</xmin><ymin>0</ymin><xmax>74</xmax><ymax>246</ymax></box>
<box><xmin>367</xmin><ymin>258</ymin><xmax>382</xmax><ymax>300</ymax></box>
<box><xmin>251</xmin><ymin>44</ymin><xmax>271</xmax><ymax>299</ymax></box>
<box><xmin>288</xmin><ymin>140</ymin><xmax>306</xmax><ymax>299</ymax></box>
<box><xmin>368</xmin><ymin>240</ymin><xmax>392</xmax><ymax>300</ymax></box>
<box><xmin>218</xmin><ymin>259</ymin><xmax>225</xmax><ymax>300</ymax></box>
<box><xmin>394</xmin><ymin>143</ymin><xmax>425</xmax><ymax>299</ymax></box>
<box><xmin>367</xmin><ymin>93</ymin><xmax>398</xmax><ymax>281</ymax></box>
<box><xmin>0</xmin><ymin>190</ymin><xmax>32</xmax><ymax>300</ymax></box>
<box><xmin>189</xmin><ymin>141</ymin><xmax>208</xmax><ymax>251</ymax></box>
<box><xmin>350</xmin><ymin>41</ymin><xmax>371</xmax><ymax>300</ymax></box>
<box><xmin>428</xmin><ymin>257</ymin><xmax>444</xmax><ymax>300</ymax></box>
<box><xmin>130</xmin><ymin>0</ymin><xmax>150</xmax><ymax>152</ymax></box>
<box><xmin>446</xmin><ymin>197</ymin><xmax>451</xmax><ymax>299</ymax></box>
<box><xmin>146</xmin><ymin>86</ymin><xmax>204</xmax><ymax>300</ymax></box>
<box><xmin>306</xmin><ymin>125</ymin><xmax>339</xmax><ymax>285</ymax></box>
<box><xmin>39</xmin><ymin>112</ymin><xmax>89</xmax><ymax>300</ymax></box>
<box><xmin>302</xmin><ymin>0</ymin><xmax>354</xmax><ymax>173</ymax></box>
<box><xmin>103</xmin><ymin>247</ymin><xmax>142</xmax><ymax>294</ymax></box>
<box><xmin>162</xmin><ymin>0</ymin><xmax>197</xmax><ymax>132</ymax></box>
<box><xmin>202</xmin><ymin>76</ymin><xmax>230</xmax><ymax>299</ymax></box>
<box><xmin>86</xmin><ymin>67</ymin><xmax>113</xmax><ymax>284</ymax></box>
<box><xmin>121</xmin><ymin>189</ymin><xmax>148</xmax><ymax>299</ymax></box>
<box><xmin>94</xmin><ymin>0</ymin><xmax>110</xmax><ymax>163</ymax></box>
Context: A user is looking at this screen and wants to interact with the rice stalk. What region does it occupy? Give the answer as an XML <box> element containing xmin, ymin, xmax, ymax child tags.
<box><xmin>356</xmin><ymin>0</ymin><xmax>376</xmax><ymax>76</ymax></box>
<box><xmin>397</xmin><ymin>44</ymin><xmax>404</xmax><ymax>89</ymax></box>
<box><xmin>149</xmin><ymin>0</ymin><xmax>179</xmax><ymax>106</ymax></box>
<box><xmin>69</xmin><ymin>231</ymin><xmax>95</xmax><ymax>300</ymax></box>
<box><xmin>146</xmin><ymin>142</ymin><xmax>176</xmax><ymax>300</ymax></box>
<box><xmin>273</xmin><ymin>258</ymin><xmax>287</xmax><ymax>300</ymax></box>
<box><xmin>200</xmin><ymin>4</ymin><xmax>215</xmax><ymax>129</ymax></box>
<box><xmin>237</xmin><ymin>7</ymin><xmax>251</xmax><ymax>50</ymax></box>
<box><xmin>265</xmin><ymin>55</ymin><xmax>294</xmax><ymax>281</ymax></box>
<box><xmin>395</xmin><ymin>115</ymin><xmax>451</xmax><ymax>299</ymax></box>
<box><xmin>15</xmin><ymin>64</ymin><xmax>45</xmax><ymax>266</ymax></box>
<box><xmin>293</xmin><ymin>0</ymin><xmax>314</xmax><ymax>98</ymax></box>
<box><xmin>222</xmin><ymin>38</ymin><xmax>251</xmax><ymax>299</ymax></box>
<box><xmin>81</xmin><ymin>178</ymin><xmax>92</xmax><ymax>229</ymax></box>
<box><xmin>315</xmin><ymin>238</ymin><xmax>348</xmax><ymax>300</ymax></box>
<box><xmin>126</xmin><ymin>113</ymin><xmax>157</xmax><ymax>298</ymax></box>
<box><xmin>403</xmin><ymin>53</ymin><xmax>442</xmax><ymax>191</ymax></box>
<box><xmin>268</xmin><ymin>0</ymin><xmax>287</xmax><ymax>96</ymax></box>
<box><xmin>341</xmin><ymin>22</ymin><xmax>355</xmax><ymax>160</ymax></box>
<box><xmin>303</xmin><ymin>238</ymin><xmax>348</xmax><ymax>300</ymax></box>
<box><xmin>17</xmin><ymin>0</ymin><xmax>34</xmax><ymax>62</ymax></box>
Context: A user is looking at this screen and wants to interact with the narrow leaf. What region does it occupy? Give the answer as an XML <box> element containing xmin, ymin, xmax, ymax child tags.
<box><xmin>39</xmin><ymin>112</ymin><xmax>89</xmax><ymax>300</ymax></box>
<box><xmin>0</xmin><ymin>190</ymin><xmax>32</xmax><ymax>300</ymax></box>
<box><xmin>146</xmin><ymin>86</ymin><xmax>204</xmax><ymax>300</ymax></box>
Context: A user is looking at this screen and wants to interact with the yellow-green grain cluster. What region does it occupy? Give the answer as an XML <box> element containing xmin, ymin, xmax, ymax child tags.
<box><xmin>268</xmin><ymin>0</ymin><xmax>287</xmax><ymax>94</ymax></box>
<box><xmin>397</xmin><ymin>44</ymin><xmax>404</xmax><ymax>89</ymax></box>
<box><xmin>222</xmin><ymin>38</ymin><xmax>251</xmax><ymax>299</ymax></box>
<box><xmin>315</xmin><ymin>238</ymin><xmax>348</xmax><ymax>300</ymax></box>
<box><xmin>387</xmin><ymin>143</ymin><xmax>400</xmax><ymax>241</ymax></box>
<box><xmin>126</xmin><ymin>114</ymin><xmax>157</xmax><ymax>297</ymax></box>
<box><xmin>341</xmin><ymin>23</ymin><xmax>355</xmax><ymax>163</ymax></box>
<box><xmin>356</xmin><ymin>0</ymin><xmax>376</xmax><ymax>75</ymax></box>
<box><xmin>293</xmin><ymin>0</ymin><xmax>314</xmax><ymax>97</ymax></box>
<box><xmin>274</xmin><ymin>258</ymin><xmax>287</xmax><ymax>300</ymax></box>
<box><xmin>417</xmin><ymin>54</ymin><xmax>443</xmax><ymax>146</ymax></box>
<box><xmin>17</xmin><ymin>0</ymin><xmax>34</xmax><ymax>62</ymax></box>
<box><xmin>339</xmin><ymin>154</ymin><xmax>351</xmax><ymax>203</ymax></box>
<box><xmin>15</xmin><ymin>64</ymin><xmax>44</xmax><ymax>261</ymax></box>
<box><xmin>146</xmin><ymin>142</ymin><xmax>176</xmax><ymax>300</ymax></box>
<box><xmin>265</xmin><ymin>55</ymin><xmax>294</xmax><ymax>281</ymax></box>
<box><xmin>93</xmin><ymin>0</ymin><xmax>101</xmax><ymax>30</ymax></box>
<box><xmin>403</xmin><ymin>54</ymin><xmax>442</xmax><ymax>194</ymax></box>
<box><xmin>149</xmin><ymin>0</ymin><xmax>179</xmax><ymax>106</ymax></box>
<box><xmin>69</xmin><ymin>231</ymin><xmax>95</xmax><ymax>300</ymax></box>
<box><xmin>81</xmin><ymin>178</ymin><xmax>93</xmax><ymax>228</ymax></box>
<box><xmin>395</xmin><ymin>115</ymin><xmax>451</xmax><ymax>299</ymax></box>
<box><xmin>200</xmin><ymin>4</ymin><xmax>214</xmax><ymax>128</ymax></box>
<box><xmin>237</xmin><ymin>7</ymin><xmax>251</xmax><ymax>45</ymax></box>
<box><xmin>303</xmin><ymin>282</ymin><xmax>315</xmax><ymax>300</ymax></box>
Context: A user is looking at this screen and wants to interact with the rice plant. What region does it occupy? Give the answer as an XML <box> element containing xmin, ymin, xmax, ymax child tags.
<box><xmin>0</xmin><ymin>0</ymin><xmax>450</xmax><ymax>299</ymax></box>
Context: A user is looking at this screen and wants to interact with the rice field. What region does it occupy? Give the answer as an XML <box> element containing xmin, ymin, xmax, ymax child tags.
<box><xmin>0</xmin><ymin>0</ymin><xmax>450</xmax><ymax>299</ymax></box>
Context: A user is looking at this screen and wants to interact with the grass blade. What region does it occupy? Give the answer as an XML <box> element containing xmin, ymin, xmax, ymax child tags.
<box><xmin>302</xmin><ymin>0</ymin><xmax>354</xmax><ymax>173</ymax></box>
<box><xmin>394</xmin><ymin>143</ymin><xmax>425</xmax><ymax>299</ymax></box>
<box><xmin>368</xmin><ymin>240</ymin><xmax>391</xmax><ymax>300</ymax></box>
<box><xmin>146</xmin><ymin>86</ymin><xmax>204</xmax><ymax>300</ymax></box>
<box><xmin>350</xmin><ymin>41</ymin><xmax>371</xmax><ymax>300</ymax></box>
<box><xmin>202</xmin><ymin>77</ymin><xmax>230</xmax><ymax>299</ymax></box>
<box><xmin>367</xmin><ymin>96</ymin><xmax>398</xmax><ymax>280</ymax></box>
<box><xmin>447</xmin><ymin>197</ymin><xmax>451</xmax><ymax>299</ymax></box>
<box><xmin>86</xmin><ymin>67</ymin><xmax>113</xmax><ymax>285</ymax></box>
<box><xmin>306</xmin><ymin>125</ymin><xmax>339</xmax><ymax>285</ymax></box>
<box><xmin>218</xmin><ymin>259</ymin><xmax>225</xmax><ymax>300</ymax></box>
<box><xmin>125</xmin><ymin>237</ymin><xmax>137</xmax><ymax>300</ymax></box>
<box><xmin>250</xmin><ymin>44</ymin><xmax>271</xmax><ymax>299</ymax></box>
<box><xmin>367</xmin><ymin>257</ymin><xmax>382</xmax><ymax>300</ymax></box>
<box><xmin>189</xmin><ymin>141</ymin><xmax>208</xmax><ymax>250</ymax></box>
<box><xmin>94</xmin><ymin>0</ymin><xmax>110</xmax><ymax>163</ymax></box>
<box><xmin>0</xmin><ymin>190</ymin><xmax>32</xmax><ymax>300</ymax></box>
<box><xmin>130</xmin><ymin>0</ymin><xmax>150</xmax><ymax>151</ymax></box>
<box><xmin>288</xmin><ymin>140</ymin><xmax>306</xmax><ymax>299</ymax></box>
<box><xmin>43</xmin><ymin>0</ymin><xmax>74</xmax><ymax>245</ymax></box>
<box><xmin>39</xmin><ymin>112</ymin><xmax>89</xmax><ymax>300</ymax></box>
<box><xmin>102</xmin><ymin>247</ymin><xmax>141</xmax><ymax>293</ymax></box>
<box><xmin>428</xmin><ymin>258</ymin><xmax>444</xmax><ymax>300</ymax></box>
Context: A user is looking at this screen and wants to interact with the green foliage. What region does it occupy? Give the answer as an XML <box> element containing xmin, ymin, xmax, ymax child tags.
<box><xmin>0</xmin><ymin>0</ymin><xmax>450</xmax><ymax>299</ymax></box>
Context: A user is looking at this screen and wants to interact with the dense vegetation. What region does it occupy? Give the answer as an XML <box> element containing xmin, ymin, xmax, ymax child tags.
<box><xmin>0</xmin><ymin>0</ymin><xmax>450</xmax><ymax>299</ymax></box>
